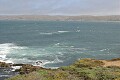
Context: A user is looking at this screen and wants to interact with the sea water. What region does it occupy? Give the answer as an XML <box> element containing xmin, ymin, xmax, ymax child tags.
<box><xmin>0</xmin><ymin>20</ymin><xmax>120</xmax><ymax>68</ymax></box>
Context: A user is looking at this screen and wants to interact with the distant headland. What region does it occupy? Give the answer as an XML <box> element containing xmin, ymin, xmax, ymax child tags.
<box><xmin>0</xmin><ymin>15</ymin><xmax>120</xmax><ymax>21</ymax></box>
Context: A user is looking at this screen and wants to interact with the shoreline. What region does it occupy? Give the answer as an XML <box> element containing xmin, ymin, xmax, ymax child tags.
<box><xmin>0</xmin><ymin>19</ymin><xmax>120</xmax><ymax>22</ymax></box>
<box><xmin>0</xmin><ymin>57</ymin><xmax>120</xmax><ymax>69</ymax></box>
<box><xmin>0</xmin><ymin>58</ymin><xmax>120</xmax><ymax>80</ymax></box>
<box><xmin>0</xmin><ymin>15</ymin><xmax>120</xmax><ymax>21</ymax></box>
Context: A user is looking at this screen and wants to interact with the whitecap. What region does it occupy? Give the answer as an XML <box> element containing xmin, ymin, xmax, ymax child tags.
<box><xmin>55</xmin><ymin>43</ymin><xmax>60</xmax><ymax>46</ymax></box>
<box><xmin>76</xmin><ymin>30</ymin><xmax>81</xmax><ymax>32</ymax></box>
<box><xmin>40</xmin><ymin>31</ymin><xmax>69</xmax><ymax>35</ymax></box>
<box><xmin>99</xmin><ymin>48</ymin><xmax>109</xmax><ymax>51</ymax></box>
<box><xmin>53</xmin><ymin>56</ymin><xmax>63</xmax><ymax>63</ymax></box>
<box><xmin>57</xmin><ymin>52</ymin><xmax>63</xmax><ymax>56</ymax></box>
<box><xmin>70</xmin><ymin>48</ymin><xmax>87</xmax><ymax>51</ymax></box>
<box><xmin>39</xmin><ymin>31</ymin><xmax>70</xmax><ymax>36</ymax></box>
<box><xmin>57</xmin><ymin>31</ymin><xmax>69</xmax><ymax>33</ymax></box>
<box><xmin>40</xmin><ymin>32</ymin><xmax>53</xmax><ymax>35</ymax></box>
<box><xmin>0</xmin><ymin>55</ymin><xmax>6</xmax><ymax>59</ymax></box>
<box><xmin>0</xmin><ymin>43</ymin><xmax>27</xmax><ymax>55</ymax></box>
<box><xmin>34</xmin><ymin>56</ymin><xmax>63</xmax><ymax>67</ymax></box>
<box><xmin>70</xmin><ymin>46</ymin><xmax>74</xmax><ymax>48</ymax></box>
<box><xmin>34</xmin><ymin>60</ymin><xmax>51</xmax><ymax>67</ymax></box>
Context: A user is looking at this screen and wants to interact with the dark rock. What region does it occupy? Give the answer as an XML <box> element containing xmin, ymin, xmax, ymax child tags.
<box><xmin>0</xmin><ymin>62</ymin><xmax>11</xmax><ymax>68</ymax></box>
<box><xmin>12</xmin><ymin>64</ymin><xmax>24</xmax><ymax>66</ymax></box>
<box><xmin>18</xmin><ymin>64</ymin><xmax>43</xmax><ymax>74</ymax></box>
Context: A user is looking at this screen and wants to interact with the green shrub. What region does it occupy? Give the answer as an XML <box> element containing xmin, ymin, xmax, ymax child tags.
<box><xmin>73</xmin><ymin>59</ymin><xmax>104</xmax><ymax>68</ymax></box>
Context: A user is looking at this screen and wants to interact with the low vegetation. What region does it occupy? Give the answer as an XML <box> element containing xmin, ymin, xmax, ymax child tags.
<box><xmin>110</xmin><ymin>58</ymin><xmax>120</xmax><ymax>61</ymax></box>
<box><xmin>6</xmin><ymin>58</ymin><xmax>120</xmax><ymax>80</ymax></box>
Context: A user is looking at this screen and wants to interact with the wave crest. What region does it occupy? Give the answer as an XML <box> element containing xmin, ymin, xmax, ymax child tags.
<box><xmin>0</xmin><ymin>43</ymin><xmax>27</xmax><ymax>64</ymax></box>
<box><xmin>0</xmin><ymin>43</ymin><xmax>27</xmax><ymax>54</ymax></box>
<box><xmin>39</xmin><ymin>31</ymin><xmax>70</xmax><ymax>35</ymax></box>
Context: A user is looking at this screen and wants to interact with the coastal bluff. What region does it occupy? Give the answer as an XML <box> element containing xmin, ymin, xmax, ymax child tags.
<box><xmin>0</xmin><ymin>58</ymin><xmax>120</xmax><ymax>80</ymax></box>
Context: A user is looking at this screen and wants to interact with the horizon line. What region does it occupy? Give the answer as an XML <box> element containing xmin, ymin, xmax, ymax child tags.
<box><xmin>0</xmin><ymin>14</ymin><xmax>120</xmax><ymax>16</ymax></box>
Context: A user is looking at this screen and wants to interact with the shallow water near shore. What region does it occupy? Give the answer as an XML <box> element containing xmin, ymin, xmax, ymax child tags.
<box><xmin>0</xmin><ymin>68</ymin><xmax>18</xmax><ymax>80</ymax></box>
<box><xmin>0</xmin><ymin>20</ymin><xmax>120</xmax><ymax>69</ymax></box>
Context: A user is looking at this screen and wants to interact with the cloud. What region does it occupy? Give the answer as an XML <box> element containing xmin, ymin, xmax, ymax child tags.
<box><xmin>0</xmin><ymin>0</ymin><xmax>119</xmax><ymax>15</ymax></box>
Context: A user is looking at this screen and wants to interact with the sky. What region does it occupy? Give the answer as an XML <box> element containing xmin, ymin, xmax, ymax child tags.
<box><xmin>0</xmin><ymin>0</ymin><xmax>119</xmax><ymax>15</ymax></box>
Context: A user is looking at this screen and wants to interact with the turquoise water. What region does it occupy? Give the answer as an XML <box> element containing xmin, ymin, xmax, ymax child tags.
<box><xmin>0</xmin><ymin>20</ymin><xmax>120</xmax><ymax>68</ymax></box>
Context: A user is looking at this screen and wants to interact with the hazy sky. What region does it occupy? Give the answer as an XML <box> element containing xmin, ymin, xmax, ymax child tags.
<box><xmin>0</xmin><ymin>0</ymin><xmax>119</xmax><ymax>15</ymax></box>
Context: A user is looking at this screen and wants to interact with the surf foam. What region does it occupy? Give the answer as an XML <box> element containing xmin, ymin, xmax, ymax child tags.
<box><xmin>0</xmin><ymin>43</ymin><xmax>27</xmax><ymax>64</ymax></box>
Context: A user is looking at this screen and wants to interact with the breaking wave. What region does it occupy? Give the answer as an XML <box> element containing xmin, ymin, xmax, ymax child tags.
<box><xmin>0</xmin><ymin>43</ymin><xmax>27</xmax><ymax>63</ymax></box>
<box><xmin>34</xmin><ymin>55</ymin><xmax>63</xmax><ymax>68</ymax></box>
<box><xmin>0</xmin><ymin>43</ymin><xmax>64</xmax><ymax>68</ymax></box>
<box><xmin>0</xmin><ymin>43</ymin><xmax>27</xmax><ymax>54</ymax></box>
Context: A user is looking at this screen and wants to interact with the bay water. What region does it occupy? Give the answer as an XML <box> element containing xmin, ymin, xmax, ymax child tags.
<box><xmin>0</xmin><ymin>20</ymin><xmax>120</xmax><ymax>68</ymax></box>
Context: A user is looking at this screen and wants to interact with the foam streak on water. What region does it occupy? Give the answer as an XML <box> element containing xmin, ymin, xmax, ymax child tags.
<box><xmin>39</xmin><ymin>31</ymin><xmax>70</xmax><ymax>35</ymax></box>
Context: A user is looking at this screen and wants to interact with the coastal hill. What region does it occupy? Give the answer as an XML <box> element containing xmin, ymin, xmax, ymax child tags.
<box><xmin>0</xmin><ymin>58</ymin><xmax>120</xmax><ymax>80</ymax></box>
<box><xmin>0</xmin><ymin>15</ymin><xmax>120</xmax><ymax>21</ymax></box>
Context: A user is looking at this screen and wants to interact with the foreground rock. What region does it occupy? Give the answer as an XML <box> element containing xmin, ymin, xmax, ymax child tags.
<box><xmin>0</xmin><ymin>63</ymin><xmax>43</xmax><ymax>80</ymax></box>
<box><xmin>0</xmin><ymin>62</ymin><xmax>11</xmax><ymax>68</ymax></box>
<box><xmin>0</xmin><ymin>62</ymin><xmax>17</xmax><ymax>80</ymax></box>
<box><xmin>15</xmin><ymin>64</ymin><xmax>45</xmax><ymax>74</ymax></box>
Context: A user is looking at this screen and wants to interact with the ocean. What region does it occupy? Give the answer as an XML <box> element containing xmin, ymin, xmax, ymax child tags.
<box><xmin>0</xmin><ymin>20</ymin><xmax>120</xmax><ymax>68</ymax></box>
